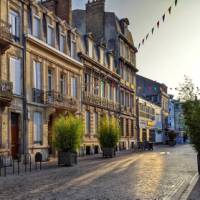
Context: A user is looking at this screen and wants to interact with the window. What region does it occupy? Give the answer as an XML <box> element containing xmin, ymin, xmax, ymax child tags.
<box><xmin>85</xmin><ymin>111</ymin><xmax>91</xmax><ymax>134</ymax></box>
<box><xmin>33</xmin><ymin>61</ymin><xmax>42</xmax><ymax>90</ymax></box>
<box><xmin>109</xmin><ymin>55</ymin><xmax>114</xmax><ymax>71</ymax></box>
<box><xmin>131</xmin><ymin>120</ymin><xmax>134</xmax><ymax>137</ymax></box>
<box><xmin>59</xmin><ymin>34</ymin><xmax>65</xmax><ymax>52</ymax></box>
<box><xmin>126</xmin><ymin>93</ymin><xmax>129</xmax><ymax>107</ymax></box>
<box><xmin>121</xmin><ymin>91</ymin><xmax>124</xmax><ymax>105</ymax></box>
<box><xmin>130</xmin><ymin>95</ymin><xmax>133</xmax><ymax>108</ymax></box>
<box><xmin>71</xmin><ymin>77</ymin><xmax>77</xmax><ymax>97</ymax></box>
<box><xmin>33</xmin><ymin>16</ymin><xmax>41</xmax><ymax>38</ymax></box>
<box><xmin>94</xmin><ymin>77</ymin><xmax>99</xmax><ymax>95</ymax></box>
<box><xmin>33</xmin><ymin>112</ymin><xmax>42</xmax><ymax>144</ymax></box>
<box><xmin>71</xmin><ymin>33</ymin><xmax>77</xmax><ymax>59</ymax></box>
<box><xmin>47</xmin><ymin>25</ymin><xmax>54</xmax><ymax>46</ymax></box>
<box><xmin>100</xmin><ymin>81</ymin><xmax>105</xmax><ymax>98</ymax></box>
<box><xmin>85</xmin><ymin>73</ymin><xmax>90</xmax><ymax>92</ymax></box>
<box><xmin>100</xmin><ymin>48</ymin><xmax>104</xmax><ymax>65</ymax></box>
<box><xmin>48</xmin><ymin>69</ymin><xmax>53</xmax><ymax>91</ymax></box>
<box><xmin>94</xmin><ymin>112</ymin><xmax>98</xmax><ymax>134</ymax></box>
<box><xmin>88</xmin><ymin>39</ymin><xmax>93</xmax><ymax>58</ymax></box>
<box><xmin>60</xmin><ymin>74</ymin><xmax>66</xmax><ymax>95</ymax></box>
<box><xmin>9</xmin><ymin>10</ymin><xmax>19</xmax><ymax>41</ymax></box>
<box><xmin>120</xmin><ymin>118</ymin><xmax>124</xmax><ymax>136</ymax></box>
<box><xmin>107</xmin><ymin>83</ymin><xmax>111</xmax><ymax>100</ymax></box>
<box><xmin>126</xmin><ymin>119</ymin><xmax>129</xmax><ymax>137</ymax></box>
<box><xmin>9</xmin><ymin>57</ymin><xmax>22</xmax><ymax>95</ymax></box>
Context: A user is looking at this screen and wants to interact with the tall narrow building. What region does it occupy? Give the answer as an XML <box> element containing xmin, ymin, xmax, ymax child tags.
<box><xmin>73</xmin><ymin>0</ymin><xmax>138</xmax><ymax>150</ymax></box>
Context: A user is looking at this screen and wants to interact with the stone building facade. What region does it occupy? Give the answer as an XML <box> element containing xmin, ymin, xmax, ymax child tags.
<box><xmin>73</xmin><ymin>0</ymin><xmax>138</xmax><ymax>150</ymax></box>
<box><xmin>0</xmin><ymin>0</ymin><xmax>83</xmax><ymax>160</ymax></box>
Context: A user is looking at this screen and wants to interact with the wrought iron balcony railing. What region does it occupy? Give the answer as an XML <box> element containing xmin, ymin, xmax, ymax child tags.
<box><xmin>32</xmin><ymin>88</ymin><xmax>45</xmax><ymax>104</ymax></box>
<box><xmin>46</xmin><ymin>91</ymin><xmax>78</xmax><ymax>110</ymax></box>
<box><xmin>0</xmin><ymin>19</ymin><xmax>12</xmax><ymax>52</ymax></box>
<box><xmin>0</xmin><ymin>80</ymin><xmax>13</xmax><ymax>105</ymax></box>
<box><xmin>82</xmin><ymin>92</ymin><xmax>120</xmax><ymax>112</ymax></box>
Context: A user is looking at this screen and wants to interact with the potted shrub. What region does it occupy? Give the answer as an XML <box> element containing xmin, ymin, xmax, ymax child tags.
<box><xmin>52</xmin><ymin>114</ymin><xmax>83</xmax><ymax>166</ymax></box>
<box><xmin>98</xmin><ymin>116</ymin><xmax>120</xmax><ymax>158</ymax></box>
<box><xmin>168</xmin><ymin>131</ymin><xmax>177</xmax><ymax>146</ymax></box>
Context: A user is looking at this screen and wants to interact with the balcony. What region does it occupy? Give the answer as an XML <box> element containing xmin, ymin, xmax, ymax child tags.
<box><xmin>0</xmin><ymin>80</ymin><xmax>13</xmax><ymax>106</ymax></box>
<box><xmin>0</xmin><ymin>19</ymin><xmax>12</xmax><ymax>53</ymax></box>
<box><xmin>82</xmin><ymin>92</ymin><xmax>120</xmax><ymax>112</ymax></box>
<box><xmin>32</xmin><ymin>88</ymin><xmax>45</xmax><ymax>104</ymax></box>
<box><xmin>46</xmin><ymin>91</ymin><xmax>78</xmax><ymax>111</ymax></box>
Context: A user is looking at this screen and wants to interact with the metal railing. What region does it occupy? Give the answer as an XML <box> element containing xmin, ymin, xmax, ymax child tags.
<box><xmin>46</xmin><ymin>91</ymin><xmax>78</xmax><ymax>110</ymax></box>
<box><xmin>0</xmin><ymin>19</ymin><xmax>12</xmax><ymax>41</ymax></box>
<box><xmin>0</xmin><ymin>80</ymin><xmax>13</xmax><ymax>103</ymax></box>
<box><xmin>83</xmin><ymin>92</ymin><xmax>120</xmax><ymax>112</ymax></box>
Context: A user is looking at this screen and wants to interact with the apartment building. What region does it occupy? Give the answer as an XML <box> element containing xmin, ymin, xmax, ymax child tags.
<box><xmin>0</xmin><ymin>0</ymin><xmax>83</xmax><ymax>160</ymax></box>
<box><xmin>73</xmin><ymin>0</ymin><xmax>138</xmax><ymax>150</ymax></box>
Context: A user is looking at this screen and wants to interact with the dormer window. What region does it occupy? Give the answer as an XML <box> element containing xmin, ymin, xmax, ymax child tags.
<box><xmin>33</xmin><ymin>15</ymin><xmax>41</xmax><ymax>39</ymax></box>
<box><xmin>71</xmin><ymin>33</ymin><xmax>77</xmax><ymax>59</ymax></box>
<box><xmin>99</xmin><ymin>48</ymin><xmax>104</xmax><ymax>65</ymax></box>
<box><xmin>47</xmin><ymin>24</ymin><xmax>54</xmax><ymax>46</ymax></box>
<box><xmin>88</xmin><ymin>39</ymin><xmax>93</xmax><ymax>58</ymax></box>
<box><xmin>109</xmin><ymin>54</ymin><xmax>114</xmax><ymax>71</ymax></box>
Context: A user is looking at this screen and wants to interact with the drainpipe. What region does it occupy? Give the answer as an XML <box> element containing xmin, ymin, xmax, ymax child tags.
<box><xmin>22</xmin><ymin>1</ymin><xmax>27</xmax><ymax>154</ymax></box>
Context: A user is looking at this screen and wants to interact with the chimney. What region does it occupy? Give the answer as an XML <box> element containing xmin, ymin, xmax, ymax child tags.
<box><xmin>86</xmin><ymin>0</ymin><xmax>105</xmax><ymax>44</ymax></box>
<box><xmin>42</xmin><ymin>0</ymin><xmax>72</xmax><ymax>26</ymax></box>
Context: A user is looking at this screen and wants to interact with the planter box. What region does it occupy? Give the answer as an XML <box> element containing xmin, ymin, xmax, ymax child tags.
<box><xmin>102</xmin><ymin>148</ymin><xmax>116</xmax><ymax>158</ymax></box>
<box><xmin>58</xmin><ymin>151</ymin><xmax>77</xmax><ymax>166</ymax></box>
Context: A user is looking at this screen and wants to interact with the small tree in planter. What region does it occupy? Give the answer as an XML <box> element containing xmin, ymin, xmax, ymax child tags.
<box><xmin>98</xmin><ymin>116</ymin><xmax>120</xmax><ymax>158</ymax></box>
<box><xmin>178</xmin><ymin>76</ymin><xmax>200</xmax><ymax>174</ymax></box>
<box><xmin>52</xmin><ymin>114</ymin><xmax>83</xmax><ymax>166</ymax></box>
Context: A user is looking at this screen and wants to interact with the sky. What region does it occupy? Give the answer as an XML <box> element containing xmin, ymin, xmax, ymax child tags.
<box><xmin>72</xmin><ymin>0</ymin><xmax>200</xmax><ymax>96</ymax></box>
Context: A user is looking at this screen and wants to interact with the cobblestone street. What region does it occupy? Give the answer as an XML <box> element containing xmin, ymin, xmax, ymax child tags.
<box><xmin>0</xmin><ymin>144</ymin><xmax>197</xmax><ymax>200</ymax></box>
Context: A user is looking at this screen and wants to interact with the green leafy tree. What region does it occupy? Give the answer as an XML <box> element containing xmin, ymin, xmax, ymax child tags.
<box><xmin>52</xmin><ymin>114</ymin><xmax>84</xmax><ymax>152</ymax></box>
<box><xmin>179</xmin><ymin>76</ymin><xmax>200</xmax><ymax>153</ymax></box>
<box><xmin>98</xmin><ymin>115</ymin><xmax>120</xmax><ymax>149</ymax></box>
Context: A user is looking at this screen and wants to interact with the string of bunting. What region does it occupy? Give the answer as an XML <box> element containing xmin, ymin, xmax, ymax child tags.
<box><xmin>137</xmin><ymin>0</ymin><xmax>178</xmax><ymax>51</ymax></box>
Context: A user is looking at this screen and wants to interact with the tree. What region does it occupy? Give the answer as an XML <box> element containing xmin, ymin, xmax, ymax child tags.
<box><xmin>178</xmin><ymin>76</ymin><xmax>200</xmax><ymax>174</ymax></box>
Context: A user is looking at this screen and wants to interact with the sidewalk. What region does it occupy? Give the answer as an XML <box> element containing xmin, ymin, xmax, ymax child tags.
<box><xmin>187</xmin><ymin>177</ymin><xmax>200</xmax><ymax>200</ymax></box>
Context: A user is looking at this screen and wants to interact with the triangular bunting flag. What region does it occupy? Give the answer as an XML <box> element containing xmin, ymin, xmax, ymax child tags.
<box><xmin>168</xmin><ymin>6</ymin><xmax>172</xmax><ymax>14</ymax></box>
<box><xmin>157</xmin><ymin>21</ymin><xmax>160</xmax><ymax>28</ymax></box>
<box><xmin>138</xmin><ymin>43</ymin><xmax>141</xmax><ymax>49</ymax></box>
<box><xmin>162</xmin><ymin>14</ymin><xmax>165</xmax><ymax>22</ymax></box>
<box><xmin>175</xmin><ymin>0</ymin><xmax>178</xmax><ymax>6</ymax></box>
<box><xmin>152</xmin><ymin>27</ymin><xmax>154</xmax><ymax>35</ymax></box>
<box><xmin>146</xmin><ymin>33</ymin><xmax>149</xmax><ymax>40</ymax></box>
<box><xmin>142</xmin><ymin>39</ymin><xmax>145</xmax><ymax>45</ymax></box>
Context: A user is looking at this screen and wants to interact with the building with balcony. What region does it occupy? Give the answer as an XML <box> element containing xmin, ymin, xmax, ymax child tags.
<box><xmin>78</xmin><ymin>33</ymin><xmax>120</xmax><ymax>155</ymax></box>
<box><xmin>73</xmin><ymin>0</ymin><xmax>138</xmax><ymax>150</ymax></box>
<box><xmin>0</xmin><ymin>0</ymin><xmax>83</xmax><ymax>160</ymax></box>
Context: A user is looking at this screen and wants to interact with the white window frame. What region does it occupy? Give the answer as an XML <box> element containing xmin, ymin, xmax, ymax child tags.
<box><xmin>47</xmin><ymin>24</ymin><xmax>54</xmax><ymax>46</ymax></box>
<box><xmin>33</xmin><ymin>15</ymin><xmax>41</xmax><ymax>38</ymax></box>
<box><xmin>9</xmin><ymin>10</ymin><xmax>20</xmax><ymax>39</ymax></box>
<box><xmin>33</xmin><ymin>112</ymin><xmax>42</xmax><ymax>144</ymax></box>
<box><xmin>59</xmin><ymin>33</ymin><xmax>65</xmax><ymax>53</ymax></box>
<box><xmin>9</xmin><ymin>57</ymin><xmax>22</xmax><ymax>95</ymax></box>
<box><xmin>71</xmin><ymin>77</ymin><xmax>77</xmax><ymax>98</ymax></box>
<box><xmin>33</xmin><ymin>61</ymin><xmax>42</xmax><ymax>90</ymax></box>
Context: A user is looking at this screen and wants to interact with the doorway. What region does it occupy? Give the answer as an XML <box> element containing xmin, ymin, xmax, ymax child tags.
<box><xmin>11</xmin><ymin>113</ymin><xmax>19</xmax><ymax>159</ymax></box>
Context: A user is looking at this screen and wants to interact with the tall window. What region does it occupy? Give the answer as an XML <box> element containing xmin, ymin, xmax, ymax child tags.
<box><xmin>60</xmin><ymin>74</ymin><xmax>66</xmax><ymax>95</ymax></box>
<box><xmin>121</xmin><ymin>91</ymin><xmax>124</xmax><ymax>105</ymax></box>
<box><xmin>126</xmin><ymin>119</ymin><xmax>129</xmax><ymax>137</ymax></box>
<box><xmin>126</xmin><ymin>93</ymin><xmax>129</xmax><ymax>107</ymax></box>
<box><xmin>107</xmin><ymin>83</ymin><xmax>111</xmax><ymax>100</ymax></box>
<box><xmin>94</xmin><ymin>77</ymin><xmax>99</xmax><ymax>95</ymax></box>
<box><xmin>9</xmin><ymin>57</ymin><xmax>22</xmax><ymax>95</ymax></box>
<box><xmin>33</xmin><ymin>16</ymin><xmax>41</xmax><ymax>38</ymax></box>
<box><xmin>85</xmin><ymin>73</ymin><xmax>90</xmax><ymax>92</ymax></box>
<box><xmin>131</xmin><ymin>120</ymin><xmax>134</xmax><ymax>137</ymax></box>
<box><xmin>47</xmin><ymin>25</ymin><xmax>54</xmax><ymax>46</ymax></box>
<box><xmin>33</xmin><ymin>61</ymin><xmax>42</xmax><ymax>90</ymax></box>
<box><xmin>100</xmin><ymin>81</ymin><xmax>105</xmax><ymax>98</ymax></box>
<box><xmin>33</xmin><ymin>112</ymin><xmax>42</xmax><ymax>144</ymax></box>
<box><xmin>48</xmin><ymin>69</ymin><xmax>53</xmax><ymax>91</ymax></box>
<box><xmin>71</xmin><ymin>77</ymin><xmax>77</xmax><ymax>97</ymax></box>
<box><xmin>71</xmin><ymin>33</ymin><xmax>77</xmax><ymax>59</ymax></box>
<box><xmin>88</xmin><ymin>40</ymin><xmax>93</xmax><ymax>58</ymax></box>
<box><xmin>94</xmin><ymin>112</ymin><xmax>98</xmax><ymax>134</ymax></box>
<box><xmin>120</xmin><ymin>118</ymin><xmax>124</xmax><ymax>136</ymax></box>
<box><xmin>86</xmin><ymin>111</ymin><xmax>91</xmax><ymax>135</ymax></box>
<box><xmin>9</xmin><ymin>10</ymin><xmax>19</xmax><ymax>41</ymax></box>
<box><xmin>59</xmin><ymin>34</ymin><xmax>65</xmax><ymax>53</ymax></box>
<box><xmin>100</xmin><ymin>48</ymin><xmax>104</xmax><ymax>65</ymax></box>
<box><xmin>130</xmin><ymin>94</ymin><xmax>133</xmax><ymax>108</ymax></box>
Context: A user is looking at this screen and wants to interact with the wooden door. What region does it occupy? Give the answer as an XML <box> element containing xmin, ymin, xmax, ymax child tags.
<box><xmin>11</xmin><ymin>113</ymin><xmax>19</xmax><ymax>158</ymax></box>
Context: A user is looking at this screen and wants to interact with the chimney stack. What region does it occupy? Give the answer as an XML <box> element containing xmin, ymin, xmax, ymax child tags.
<box><xmin>86</xmin><ymin>0</ymin><xmax>105</xmax><ymax>44</ymax></box>
<box><xmin>42</xmin><ymin>0</ymin><xmax>72</xmax><ymax>26</ymax></box>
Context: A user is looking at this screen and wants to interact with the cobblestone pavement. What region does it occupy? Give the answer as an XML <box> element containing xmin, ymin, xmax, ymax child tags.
<box><xmin>188</xmin><ymin>178</ymin><xmax>200</xmax><ymax>200</ymax></box>
<box><xmin>0</xmin><ymin>144</ymin><xmax>197</xmax><ymax>200</ymax></box>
